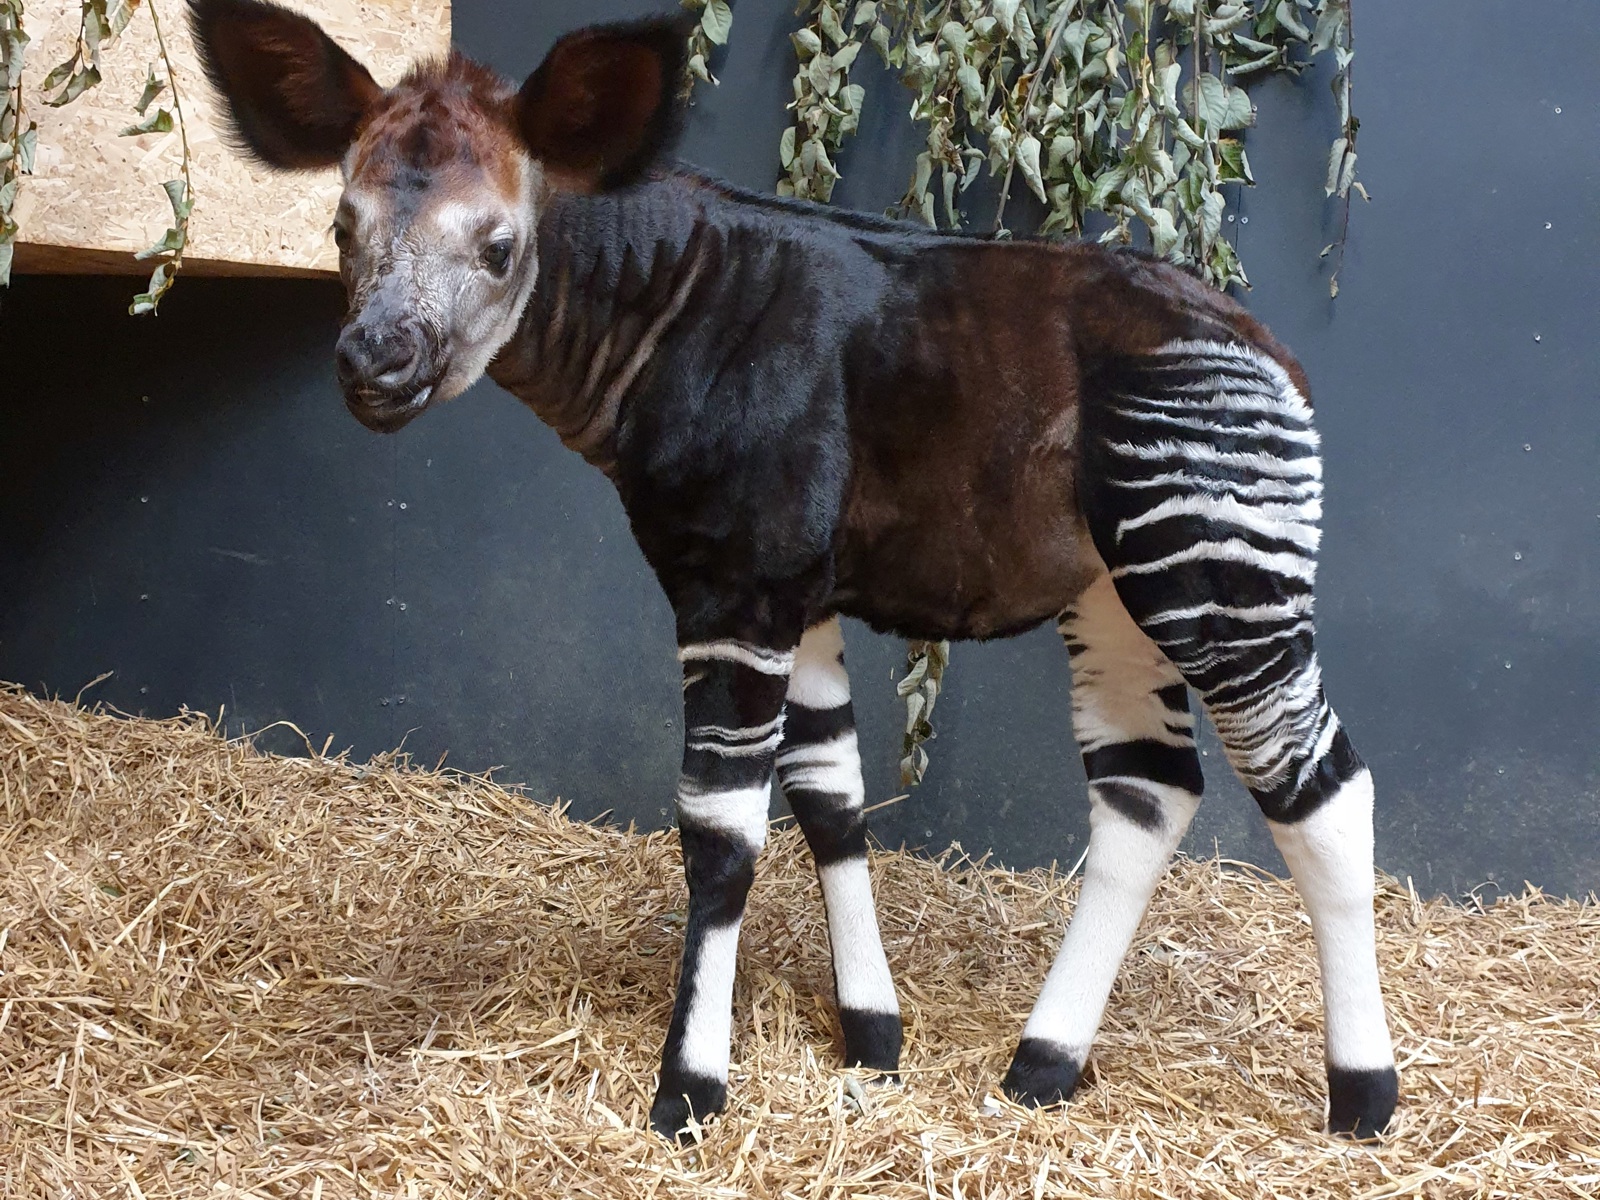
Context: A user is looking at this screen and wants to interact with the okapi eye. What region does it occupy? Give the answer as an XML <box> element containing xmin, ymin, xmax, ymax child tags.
<box><xmin>332</xmin><ymin>223</ymin><xmax>352</xmax><ymax>255</ymax></box>
<box><xmin>482</xmin><ymin>239</ymin><xmax>514</xmax><ymax>275</ymax></box>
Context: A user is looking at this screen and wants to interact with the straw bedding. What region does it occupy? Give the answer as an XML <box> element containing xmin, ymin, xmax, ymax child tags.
<box><xmin>2</xmin><ymin>684</ymin><xmax>1597</xmax><ymax>1198</ymax></box>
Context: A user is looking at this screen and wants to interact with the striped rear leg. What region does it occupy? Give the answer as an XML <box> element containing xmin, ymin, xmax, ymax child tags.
<box><xmin>776</xmin><ymin>618</ymin><xmax>902</xmax><ymax>1071</ymax></box>
<box><xmin>1004</xmin><ymin>574</ymin><xmax>1203</xmax><ymax>1106</ymax></box>
<box><xmin>649</xmin><ymin>637</ymin><xmax>792</xmax><ymax>1140</ymax></box>
<box><xmin>1083</xmin><ymin>338</ymin><xmax>1397</xmax><ymax>1137</ymax></box>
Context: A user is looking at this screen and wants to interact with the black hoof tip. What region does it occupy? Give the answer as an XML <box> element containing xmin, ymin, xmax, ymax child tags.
<box><xmin>840</xmin><ymin>1008</ymin><xmax>903</xmax><ymax>1077</ymax></box>
<box><xmin>1002</xmin><ymin>1037</ymin><xmax>1084</xmax><ymax>1109</ymax></box>
<box><xmin>1327</xmin><ymin>1064</ymin><xmax>1399</xmax><ymax>1140</ymax></box>
<box><xmin>649</xmin><ymin>1070</ymin><xmax>726</xmax><ymax>1143</ymax></box>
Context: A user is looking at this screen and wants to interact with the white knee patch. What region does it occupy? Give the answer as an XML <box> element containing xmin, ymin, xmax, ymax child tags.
<box><xmin>787</xmin><ymin>617</ymin><xmax>851</xmax><ymax>709</ymax></box>
<box><xmin>1065</xmin><ymin>575</ymin><xmax>1192</xmax><ymax>753</ymax></box>
<box><xmin>676</xmin><ymin>781</ymin><xmax>771</xmax><ymax>852</ymax></box>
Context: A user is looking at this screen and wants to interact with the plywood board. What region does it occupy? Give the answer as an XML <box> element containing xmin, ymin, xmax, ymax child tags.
<box><xmin>12</xmin><ymin>0</ymin><xmax>450</xmax><ymax>277</ymax></box>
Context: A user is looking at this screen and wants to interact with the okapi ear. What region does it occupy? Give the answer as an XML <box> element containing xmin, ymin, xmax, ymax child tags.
<box><xmin>189</xmin><ymin>0</ymin><xmax>382</xmax><ymax>170</ymax></box>
<box><xmin>515</xmin><ymin>16</ymin><xmax>690</xmax><ymax>191</ymax></box>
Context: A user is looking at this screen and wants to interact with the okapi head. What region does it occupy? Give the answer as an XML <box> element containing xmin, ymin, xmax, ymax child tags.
<box><xmin>189</xmin><ymin>0</ymin><xmax>687</xmax><ymax>432</ymax></box>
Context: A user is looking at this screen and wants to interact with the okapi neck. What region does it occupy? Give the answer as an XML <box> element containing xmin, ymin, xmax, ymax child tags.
<box><xmin>487</xmin><ymin>177</ymin><xmax>711</xmax><ymax>477</ymax></box>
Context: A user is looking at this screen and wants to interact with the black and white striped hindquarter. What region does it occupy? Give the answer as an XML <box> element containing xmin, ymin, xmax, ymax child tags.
<box><xmin>1003</xmin><ymin>573</ymin><xmax>1204</xmax><ymax>1108</ymax></box>
<box><xmin>775</xmin><ymin>618</ymin><xmax>902</xmax><ymax>1071</ymax></box>
<box><xmin>649</xmin><ymin>637</ymin><xmax>793</xmax><ymax>1139</ymax></box>
<box><xmin>1079</xmin><ymin>338</ymin><xmax>1398</xmax><ymax>1137</ymax></box>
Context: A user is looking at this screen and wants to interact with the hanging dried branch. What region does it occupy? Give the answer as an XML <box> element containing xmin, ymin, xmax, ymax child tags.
<box><xmin>125</xmin><ymin>0</ymin><xmax>192</xmax><ymax>314</ymax></box>
<box><xmin>0</xmin><ymin>0</ymin><xmax>193</xmax><ymax>308</ymax></box>
<box><xmin>681</xmin><ymin>0</ymin><xmax>734</xmax><ymax>92</ymax></box>
<box><xmin>781</xmin><ymin>0</ymin><xmax>1359</xmax><ymax>291</ymax></box>
<box><xmin>0</xmin><ymin>0</ymin><xmax>35</xmax><ymax>285</ymax></box>
<box><xmin>898</xmin><ymin>638</ymin><xmax>950</xmax><ymax>787</ymax></box>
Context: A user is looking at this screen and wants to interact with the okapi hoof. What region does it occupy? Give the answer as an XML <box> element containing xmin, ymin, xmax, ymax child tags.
<box><xmin>840</xmin><ymin>1008</ymin><xmax>904</xmax><ymax>1078</ymax></box>
<box><xmin>1326</xmin><ymin>1065</ymin><xmax>1399</xmax><ymax>1140</ymax></box>
<box><xmin>649</xmin><ymin>1070</ymin><xmax>726</xmax><ymax>1143</ymax></box>
<box><xmin>1001</xmin><ymin>1037</ymin><xmax>1084</xmax><ymax>1108</ymax></box>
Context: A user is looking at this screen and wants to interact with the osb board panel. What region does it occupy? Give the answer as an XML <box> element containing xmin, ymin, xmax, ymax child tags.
<box><xmin>13</xmin><ymin>0</ymin><xmax>450</xmax><ymax>277</ymax></box>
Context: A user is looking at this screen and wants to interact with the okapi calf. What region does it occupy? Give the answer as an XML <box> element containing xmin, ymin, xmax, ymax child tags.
<box><xmin>191</xmin><ymin>0</ymin><xmax>1399</xmax><ymax>1140</ymax></box>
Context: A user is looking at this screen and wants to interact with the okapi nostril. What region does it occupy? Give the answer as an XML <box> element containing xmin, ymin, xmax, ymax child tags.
<box><xmin>337</xmin><ymin>326</ymin><xmax>421</xmax><ymax>390</ymax></box>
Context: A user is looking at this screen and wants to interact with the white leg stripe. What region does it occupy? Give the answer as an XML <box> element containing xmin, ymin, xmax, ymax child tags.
<box><xmin>775</xmin><ymin>732</ymin><xmax>863</xmax><ymax>794</ymax></box>
<box><xmin>1065</xmin><ymin>576</ymin><xmax>1191</xmax><ymax>753</ymax></box>
<box><xmin>1110</xmin><ymin>537</ymin><xmax>1319</xmax><ymax>584</ymax></box>
<box><xmin>1108</xmin><ymin>437</ymin><xmax>1323</xmax><ymax>481</ymax></box>
<box><xmin>687</xmin><ymin>731</ymin><xmax>785</xmax><ymax>757</ymax></box>
<box><xmin>676</xmin><ymin>781</ymin><xmax>771</xmax><ymax>849</ymax></box>
<box><xmin>788</xmin><ymin>618</ymin><xmax>851</xmax><ymax>708</ymax></box>
<box><xmin>1114</xmin><ymin>404</ymin><xmax>1322</xmax><ymax>446</ymax></box>
<box><xmin>1269</xmin><ymin>768</ymin><xmax>1394</xmax><ymax>1071</ymax></box>
<box><xmin>678</xmin><ymin>921</ymin><xmax>743</xmax><ymax>1077</ymax></box>
<box><xmin>817</xmin><ymin>856</ymin><xmax>898</xmax><ymax>1015</ymax></box>
<box><xmin>1115</xmin><ymin>492</ymin><xmax>1322</xmax><ymax>551</ymax></box>
<box><xmin>688</xmin><ymin>715</ymin><xmax>786</xmax><ymax>744</ymax></box>
<box><xmin>1142</xmin><ymin>597</ymin><xmax>1317</xmax><ymax>626</ymax></box>
<box><xmin>678</xmin><ymin>640</ymin><xmax>795</xmax><ymax>676</ymax></box>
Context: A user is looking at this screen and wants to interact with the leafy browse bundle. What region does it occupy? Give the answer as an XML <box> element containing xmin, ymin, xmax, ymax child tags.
<box><xmin>0</xmin><ymin>0</ymin><xmax>192</xmax><ymax>308</ymax></box>
<box><xmin>778</xmin><ymin>0</ymin><xmax>1359</xmax><ymax>291</ymax></box>
<box><xmin>1</xmin><ymin>0</ymin><xmax>33</xmax><ymax>284</ymax></box>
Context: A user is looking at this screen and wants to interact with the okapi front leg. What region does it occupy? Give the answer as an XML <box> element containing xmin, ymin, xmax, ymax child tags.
<box><xmin>776</xmin><ymin>617</ymin><xmax>901</xmax><ymax>1072</ymax></box>
<box><xmin>650</xmin><ymin>638</ymin><xmax>792</xmax><ymax>1140</ymax></box>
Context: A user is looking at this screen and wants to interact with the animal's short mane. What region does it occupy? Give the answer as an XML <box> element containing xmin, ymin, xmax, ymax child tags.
<box><xmin>395</xmin><ymin>49</ymin><xmax>514</xmax><ymax>104</ymax></box>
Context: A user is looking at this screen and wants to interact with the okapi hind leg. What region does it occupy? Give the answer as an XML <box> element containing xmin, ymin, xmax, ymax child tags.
<box><xmin>650</xmin><ymin>637</ymin><xmax>794</xmax><ymax>1141</ymax></box>
<box><xmin>776</xmin><ymin>618</ymin><xmax>902</xmax><ymax>1072</ymax></box>
<box><xmin>1080</xmin><ymin>338</ymin><xmax>1398</xmax><ymax>1137</ymax></box>
<box><xmin>1004</xmin><ymin>574</ymin><xmax>1204</xmax><ymax>1107</ymax></box>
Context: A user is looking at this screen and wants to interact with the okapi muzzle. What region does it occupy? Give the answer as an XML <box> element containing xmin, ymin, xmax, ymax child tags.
<box><xmin>335</xmin><ymin>299</ymin><xmax>440</xmax><ymax>433</ymax></box>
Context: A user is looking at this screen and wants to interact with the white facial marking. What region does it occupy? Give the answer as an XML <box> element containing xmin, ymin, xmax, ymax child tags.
<box><xmin>337</xmin><ymin>153</ymin><xmax>547</xmax><ymax>413</ymax></box>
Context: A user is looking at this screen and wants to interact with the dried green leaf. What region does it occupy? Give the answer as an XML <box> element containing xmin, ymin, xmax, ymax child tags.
<box><xmin>1148</xmin><ymin>206</ymin><xmax>1179</xmax><ymax>257</ymax></box>
<box><xmin>818</xmin><ymin>3</ymin><xmax>846</xmax><ymax>46</ymax></box>
<box><xmin>1324</xmin><ymin>135</ymin><xmax>1347</xmax><ymax>196</ymax></box>
<box><xmin>1311</xmin><ymin>0</ymin><xmax>1350</xmax><ymax>55</ymax></box>
<box><xmin>162</xmin><ymin>178</ymin><xmax>192</xmax><ymax>220</ymax></box>
<box><xmin>700</xmin><ymin>0</ymin><xmax>731</xmax><ymax>46</ymax></box>
<box><xmin>1217</xmin><ymin>138</ymin><xmax>1254</xmax><ymax>184</ymax></box>
<box><xmin>807</xmin><ymin>49</ymin><xmax>836</xmax><ymax>93</ymax></box>
<box><xmin>46</xmin><ymin>65</ymin><xmax>102</xmax><ymax>107</ymax></box>
<box><xmin>120</xmin><ymin>107</ymin><xmax>173</xmax><ymax>137</ymax></box>
<box><xmin>956</xmin><ymin>62</ymin><xmax>983</xmax><ymax>108</ymax></box>
<box><xmin>1186</xmin><ymin>73</ymin><xmax>1253</xmax><ymax>131</ymax></box>
<box><xmin>40</xmin><ymin>54</ymin><xmax>78</xmax><ymax>94</ymax></box>
<box><xmin>1274</xmin><ymin>1</ymin><xmax>1312</xmax><ymax>42</ymax></box>
<box><xmin>1016</xmin><ymin>132</ymin><xmax>1046</xmax><ymax>203</ymax></box>
<box><xmin>136</xmin><ymin>65</ymin><xmax>166</xmax><ymax>115</ymax></box>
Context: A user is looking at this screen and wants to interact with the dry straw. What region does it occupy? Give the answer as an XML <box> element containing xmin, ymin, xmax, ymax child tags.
<box><xmin>2</xmin><ymin>682</ymin><xmax>1597</xmax><ymax>1197</ymax></box>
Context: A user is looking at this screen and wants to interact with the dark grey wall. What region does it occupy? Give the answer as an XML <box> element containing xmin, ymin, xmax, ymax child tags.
<box><xmin>2</xmin><ymin>1</ymin><xmax>1596</xmax><ymax>897</ymax></box>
